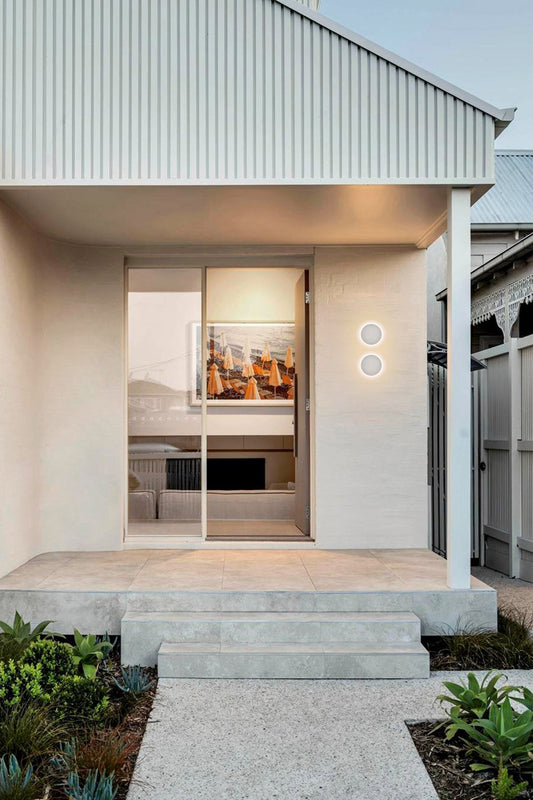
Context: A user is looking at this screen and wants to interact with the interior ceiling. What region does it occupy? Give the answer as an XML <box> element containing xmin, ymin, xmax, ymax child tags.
<box><xmin>0</xmin><ymin>184</ymin><xmax>451</xmax><ymax>248</ymax></box>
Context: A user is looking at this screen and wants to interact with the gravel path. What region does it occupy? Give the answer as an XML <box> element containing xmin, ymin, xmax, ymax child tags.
<box><xmin>472</xmin><ymin>566</ymin><xmax>533</xmax><ymax>616</ymax></box>
<box><xmin>127</xmin><ymin>671</ymin><xmax>533</xmax><ymax>800</ymax></box>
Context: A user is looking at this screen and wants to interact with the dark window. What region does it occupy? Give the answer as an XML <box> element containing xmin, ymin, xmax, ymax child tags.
<box><xmin>471</xmin><ymin>315</ymin><xmax>504</xmax><ymax>353</ymax></box>
<box><xmin>517</xmin><ymin>303</ymin><xmax>533</xmax><ymax>338</ymax></box>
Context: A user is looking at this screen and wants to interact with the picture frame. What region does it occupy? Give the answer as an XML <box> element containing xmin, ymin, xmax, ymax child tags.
<box><xmin>192</xmin><ymin>322</ymin><xmax>295</xmax><ymax>406</ymax></box>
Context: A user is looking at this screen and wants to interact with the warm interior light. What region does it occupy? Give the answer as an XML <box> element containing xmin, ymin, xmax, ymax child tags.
<box><xmin>360</xmin><ymin>322</ymin><xmax>383</xmax><ymax>346</ymax></box>
<box><xmin>360</xmin><ymin>353</ymin><xmax>383</xmax><ymax>377</ymax></box>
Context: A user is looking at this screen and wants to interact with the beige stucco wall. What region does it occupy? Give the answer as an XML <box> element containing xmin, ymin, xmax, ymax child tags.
<box><xmin>0</xmin><ymin>200</ymin><xmax>124</xmax><ymax>574</ymax></box>
<box><xmin>0</xmin><ymin>202</ymin><xmax>40</xmax><ymax>574</ymax></box>
<box><xmin>1</xmin><ymin>208</ymin><xmax>429</xmax><ymax>566</ymax></box>
<box><xmin>38</xmin><ymin>240</ymin><xmax>124</xmax><ymax>552</ymax></box>
<box><xmin>313</xmin><ymin>246</ymin><xmax>428</xmax><ymax>549</ymax></box>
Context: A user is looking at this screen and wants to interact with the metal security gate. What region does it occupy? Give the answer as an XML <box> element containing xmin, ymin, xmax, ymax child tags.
<box><xmin>428</xmin><ymin>363</ymin><xmax>481</xmax><ymax>560</ymax></box>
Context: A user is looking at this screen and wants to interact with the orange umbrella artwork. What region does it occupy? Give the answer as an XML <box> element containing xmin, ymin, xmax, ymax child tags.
<box><xmin>242</xmin><ymin>358</ymin><xmax>254</xmax><ymax>378</ymax></box>
<box><xmin>269</xmin><ymin>358</ymin><xmax>282</xmax><ymax>398</ymax></box>
<box><xmin>261</xmin><ymin>342</ymin><xmax>271</xmax><ymax>363</ymax></box>
<box><xmin>244</xmin><ymin>376</ymin><xmax>261</xmax><ymax>400</ymax></box>
<box><xmin>284</xmin><ymin>347</ymin><xmax>294</xmax><ymax>372</ymax></box>
<box><xmin>223</xmin><ymin>345</ymin><xmax>234</xmax><ymax>378</ymax></box>
<box><xmin>207</xmin><ymin>363</ymin><xmax>224</xmax><ymax>398</ymax></box>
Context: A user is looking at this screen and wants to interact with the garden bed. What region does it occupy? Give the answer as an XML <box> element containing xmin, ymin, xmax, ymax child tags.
<box><xmin>408</xmin><ymin>720</ymin><xmax>512</xmax><ymax>800</ymax></box>
<box><xmin>0</xmin><ymin>614</ymin><xmax>157</xmax><ymax>800</ymax></box>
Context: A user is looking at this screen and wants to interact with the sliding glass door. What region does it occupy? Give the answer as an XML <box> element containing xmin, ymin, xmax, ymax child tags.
<box><xmin>127</xmin><ymin>268</ymin><xmax>205</xmax><ymax>539</ymax></box>
<box><xmin>126</xmin><ymin>264</ymin><xmax>310</xmax><ymax>543</ymax></box>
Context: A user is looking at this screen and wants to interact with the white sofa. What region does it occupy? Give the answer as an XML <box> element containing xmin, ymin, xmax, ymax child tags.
<box><xmin>158</xmin><ymin>489</ymin><xmax>295</xmax><ymax>521</ymax></box>
<box><xmin>128</xmin><ymin>490</ymin><xmax>157</xmax><ymax>520</ymax></box>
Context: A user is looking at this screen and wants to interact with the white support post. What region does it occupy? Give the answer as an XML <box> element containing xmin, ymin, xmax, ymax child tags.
<box><xmin>509</xmin><ymin>337</ymin><xmax>522</xmax><ymax>578</ymax></box>
<box><xmin>446</xmin><ymin>187</ymin><xmax>472</xmax><ymax>589</ymax></box>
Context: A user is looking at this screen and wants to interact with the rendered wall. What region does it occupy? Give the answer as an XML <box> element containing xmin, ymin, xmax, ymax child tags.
<box><xmin>314</xmin><ymin>246</ymin><xmax>428</xmax><ymax>548</ymax></box>
<box><xmin>38</xmin><ymin>241</ymin><xmax>124</xmax><ymax>552</ymax></box>
<box><xmin>0</xmin><ymin>200</ymin><xmax>124</xmax><ymax>574</ymax></box>
<box><xmin>0</xmin><ymin>202</ymin><xmax>40</xmax><ymax>574</ymax></box>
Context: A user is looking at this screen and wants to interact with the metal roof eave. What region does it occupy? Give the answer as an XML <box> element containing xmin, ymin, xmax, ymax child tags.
<box><xmin>436</xmin><ymin>231</ymin><xmax>533</xmax><ymax>301</ymax></box>
<box><xmin>276</xmin><ymin>0</ymin><xmax>515</xmax><ymax>127</ymax></box>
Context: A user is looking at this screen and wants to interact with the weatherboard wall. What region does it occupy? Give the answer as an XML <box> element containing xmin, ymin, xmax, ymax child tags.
<box><xmin>0</xmin><ymin>0</ymin><xmax>496</xmax><ymax>185</ymax></box>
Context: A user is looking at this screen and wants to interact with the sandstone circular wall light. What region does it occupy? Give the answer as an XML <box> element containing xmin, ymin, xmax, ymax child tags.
<box><xmin>360</xmin><ymin>353</ymin><xmax>384</xmax><ymax>378</ymax></box>
<box><xmin>359</xmin><ymin>322</ymin><xmax>383</xmax><ymax>346</ymax></box>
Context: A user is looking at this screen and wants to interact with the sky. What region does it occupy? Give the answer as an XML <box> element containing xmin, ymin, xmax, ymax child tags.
<box><xmin>319</xmin><ymin>0</ymin><xmax>533</xmax><ymax>149</ymax></box>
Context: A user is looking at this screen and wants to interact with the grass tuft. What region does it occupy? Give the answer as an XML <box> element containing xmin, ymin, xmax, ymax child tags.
<box><xmin>429</xmin><ymin>605</ymin><xmax>533</xmax><ymax>671</ymax></box>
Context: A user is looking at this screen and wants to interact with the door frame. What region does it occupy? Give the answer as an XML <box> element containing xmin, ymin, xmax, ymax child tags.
<box><xmin>124</xmin><ymin>252</ymin><xmax>316</xmax><ymax>547</ymax></box>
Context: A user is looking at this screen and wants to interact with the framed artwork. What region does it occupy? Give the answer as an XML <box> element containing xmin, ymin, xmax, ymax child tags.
<box><xmin>193</xmin><ymin>322</ymin><xmax>295</xmax><ymax>405</ymax></box>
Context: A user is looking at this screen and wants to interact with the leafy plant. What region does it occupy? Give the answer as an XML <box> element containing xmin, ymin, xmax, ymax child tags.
<box><xmin>448</xmin><ymin>697</ymin><xmax>533</xmax><ymax>772</ymax></box>
<box><xmin>65</xmin><ymin>770</ymin><xmax>117</xmax><ymax>800</ymax></box>
<box><xmin>0</xmin><ymin>611</ymin><xmax>56</xmax><ymax>659</ymax></box>
<box><xmin>0</xmin><ymin>754</ymin><xmax>40</xmax><ymax>800</ymax></box>
<box><xmin>113</xmin><ymin>665</ymin><xmax>154</xmax><ymax>696</ymax></box>
<box><xmin>72</xmin><ymin>630</ymin><xmax>113</xmax><ymax>680</ymax></box>
<box><xmin>492</xmin><ymin>766</ymin><xmax>528</xmax><ymax>799</ymax></box>
<box><xmin>0</xmin><ymin>702</ymin><xmax>67</xmax><ymax>766</ymax></box>
<box><xmin>51</xmin><ymin>676</ymin><xmax>109</xmax><ymax>724</ymax></box>
<box><xmin>21</xmin><ymin>638</ymin><xmax>76</xmax><ymax>694</ymax></box>
<box><xmin>437</xmin><ymin>671</ymin><xmax>511</xmax><ymax>722</ymax></box>
<box><xmin>0</xmin><ymin>659</ymin><xmax>45</xmax><ymax>706</ymax></box>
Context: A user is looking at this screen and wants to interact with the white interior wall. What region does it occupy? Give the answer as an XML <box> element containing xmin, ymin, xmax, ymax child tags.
<box><xmin>314</xmin><ymin>246</ymin><xmax>428</xmax><ymax>549</ymax></box>
<box><xmin>0</xmin><ymin>202</ymin><xmax>40</xmax><ymax>574</ymax></box>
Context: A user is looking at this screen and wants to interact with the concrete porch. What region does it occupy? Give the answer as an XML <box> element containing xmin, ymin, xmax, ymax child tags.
<box><xmin>0</xmin><ymin>549</ymin><xmax>495</xmax><ymax>679</ymax></box>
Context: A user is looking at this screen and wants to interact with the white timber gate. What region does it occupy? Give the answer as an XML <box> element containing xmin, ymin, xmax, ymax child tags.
<box><xmin>475</xmin><ymin>335</ymin><xmax>533</xmax><ymax>580</ymax></box>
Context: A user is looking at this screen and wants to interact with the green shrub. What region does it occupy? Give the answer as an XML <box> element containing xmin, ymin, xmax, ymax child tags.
<box><xmin>51</xmin><ymin>676</ymin><xmax>109</xmax><ymax>724</ymax></box>
<box><xmin>0</xmin><ymin>659</ymin><xmax>45</xmax><ymax>706</ymax></box>
<box><xmin>0</xmin><ymin>702</ymin><xmax>67</xmax><ymax>766</ymax></box>
<box><xmin>72</xmin><ymin>630</ymin><xmax>113</xmax><ymax>680</ymax></box>
<box><xmin>0</xmin><ymin>611</ymin><xmax>56</xmax><ymax>660</ymax></box>
<box><xmin>0</xmin><ymin>754</ymin><xmax>40</xmax><ymax>800</ymax></box>
<box><xmin>492</xmin><ymin>766</ymin><xmax>528</xmax><ymax>799</ymax></box>
<box><xmin>447</xmin><ymin>697</ymin><xmax>533</xmax><ymax>772</ymax></box>
<box><xmin>437</xmin><ymin>671</ymin><xmax>511</xmax><ymax>723</ymax></box>
<box><xmin>21</xmin><ymin>638</ymin><xmax>76</xmax><ymax>694</ymax></box>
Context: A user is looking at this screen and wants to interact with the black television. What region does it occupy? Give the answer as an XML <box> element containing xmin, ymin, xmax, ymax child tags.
<box><xmin>207</xmin><ymin>458</ymin><xmax>265</xmax><ymax>490</ymax></box>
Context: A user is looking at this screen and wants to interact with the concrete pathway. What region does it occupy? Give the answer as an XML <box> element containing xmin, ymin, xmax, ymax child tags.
<box><xmin>127</xmin><ymin>671</ymin><xmax>533</xmax><ymax>800</ymax></box>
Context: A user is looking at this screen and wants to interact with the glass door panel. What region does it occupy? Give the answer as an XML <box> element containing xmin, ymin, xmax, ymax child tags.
<box><xmin>127</xmin><ymin>268</ymin><xmax>204</xmax><ymax>539</ymax></box>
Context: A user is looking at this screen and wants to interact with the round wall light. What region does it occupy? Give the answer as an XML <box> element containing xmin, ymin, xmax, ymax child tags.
<box><xmin>360</xmin><ymin>322</ymin><xmax>383</xmax><ymax>346</ymax></box>
<box><xmin>360</xmin><ymin>353</ymin><xmax>384</xmax><ymax>378</ymax></box>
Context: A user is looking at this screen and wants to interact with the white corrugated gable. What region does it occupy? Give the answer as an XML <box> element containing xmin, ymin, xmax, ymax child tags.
<box><xmin>0</xmin><ymin>0</ymin><xmax>511</xmax><ymax>184</ymax></box>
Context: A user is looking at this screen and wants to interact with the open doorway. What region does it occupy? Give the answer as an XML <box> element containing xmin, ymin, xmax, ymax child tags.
<box><xmin>205</xmin><ymin>267</ymin><xmax>310</xmax><ymax>541</ymax></box>
<box><xmin>126</xmin><ymin>265</ymin><xmax>311</xmax><ymax>542</ymax></box>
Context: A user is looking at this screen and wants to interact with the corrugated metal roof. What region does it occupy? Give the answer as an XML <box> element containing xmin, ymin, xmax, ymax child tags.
<box><xmin>472</xmin><ymin>151</ymin><xmax>533</xmax><ymax>225</ymax></box>
<box><xmin>0</xmin><ymin>0</ymin><xmax>508</xmax><ymax>185</ymax></box>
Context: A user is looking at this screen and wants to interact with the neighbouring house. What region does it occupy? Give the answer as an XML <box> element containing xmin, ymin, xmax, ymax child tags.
<box><xmin>0</xmin><ymin>0</ymin><xmax>516</xmax><ymax>678</ymax></box>
<box><xmin>430</xmin><ymin>151</ymin><xmax>533</xmax><ymax>581</ymax></box>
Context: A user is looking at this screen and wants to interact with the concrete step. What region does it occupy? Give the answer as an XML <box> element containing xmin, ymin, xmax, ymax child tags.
<box><xmin>157</xmin><ymin>641</ymin><xmax>430</xmax><ymax>679</ymax></box>
<box><xmin>121</xmin><ymin>611</ymin><xmax>422</xmax><ymax>667</ymax></box>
